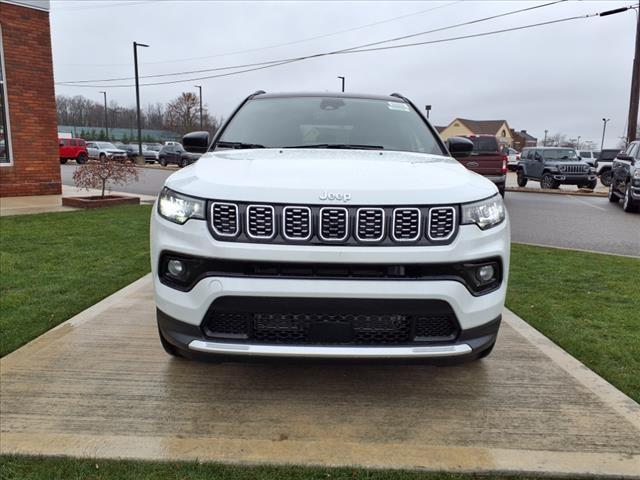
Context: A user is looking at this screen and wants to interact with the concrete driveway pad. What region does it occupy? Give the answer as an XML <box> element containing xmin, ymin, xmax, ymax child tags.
<box><xmin>1</xmin><ymin>275</ymin><xmax>639</xmax><ymax>478</ymax></box>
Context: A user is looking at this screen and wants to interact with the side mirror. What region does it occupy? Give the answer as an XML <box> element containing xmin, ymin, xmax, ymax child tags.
<box><xmin>183</xmin><ymin>131</ymin><xmax>209</xmax><ymax>154</ymax></box>
<box><xmin>616</xmin><ymin>153</ymin><xmax>632</xmax><ymax>161</ymax></box>
<box><xmin>447</xmin><ymin>136</ymin><xmax>473</xmax><ymax>158</ymax></box>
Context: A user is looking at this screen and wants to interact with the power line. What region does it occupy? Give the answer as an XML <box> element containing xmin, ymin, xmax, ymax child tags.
<box><xmin>55</xmin><ymin>4</ymin><xmax>636</xmax><ymax>89</ymax></box>
<box><xmin>57</xmin><ymin>0</ymin><xmax>565</xmax><ymax>84</ymax></box>
<box><xmin>55</xmin><ymin>1</ymin><xmax>461</xmax><ymax>67</ymax></box>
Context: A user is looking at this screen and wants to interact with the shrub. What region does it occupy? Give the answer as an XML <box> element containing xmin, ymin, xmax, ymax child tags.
<box><xmin>72</xmin><ymin>159</ymin><xmax>138</xmax><ymax>198</ymax></box>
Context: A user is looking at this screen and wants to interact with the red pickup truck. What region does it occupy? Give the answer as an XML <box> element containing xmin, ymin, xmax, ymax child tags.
<box><xmin>457</xmin><ymin>135</ymin><xmax>507</xmax><ymax>197</ymax></box>
<box><xmin>59</xmin><ymin>137</ymin><xmax>88</xmax><ymax>164</ymax></box>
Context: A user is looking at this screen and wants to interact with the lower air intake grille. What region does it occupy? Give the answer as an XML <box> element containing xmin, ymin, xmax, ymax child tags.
<box><xmin>203</xmin><ymin>297</ymin><xmax>460</xmax><ymax>345</ymax></box>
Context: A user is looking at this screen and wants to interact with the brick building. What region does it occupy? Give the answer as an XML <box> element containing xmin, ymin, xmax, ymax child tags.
<box><xmin>0</xmin><ymin>0</ymin><xmax>60</xmax><ymax>197</ymax></box>
<box><xmin>510</xmin><ymin>129</ymin><xmax>538</xmax><ymax>151</ymax></box>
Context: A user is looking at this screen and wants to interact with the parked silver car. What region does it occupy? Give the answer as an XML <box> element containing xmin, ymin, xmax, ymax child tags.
<box><xmin>85</xmin><ymin>141</ymin><xmax>127</xmax><ymax>161</ymax></box>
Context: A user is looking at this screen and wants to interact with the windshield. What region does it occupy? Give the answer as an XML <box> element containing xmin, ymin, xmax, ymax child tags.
<box><xmin>216</xmin><ymin>96</ymin><xmax>444</xmax><ymax>155</ymax></box>
<box><xmin>97</xmin><ymin>142</ymin><xmax>117</xmax><ymax>149</ymax></box>
<box><xmin>543</xmin><ymin>149</ymin><xmax>578</xmax><ymax>161</ymax></box>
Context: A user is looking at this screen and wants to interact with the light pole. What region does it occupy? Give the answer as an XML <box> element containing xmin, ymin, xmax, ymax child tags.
<box><xmin>194</xmin><ymin>85</ymin><xmax>203</xmax><ymax>130</ymax></box>
<box><xmin>337</xmin><ymin>76</ymin><xmax>345</xmax><ymax>92</ymax></box>
<box><xmin>544</xmin><ymin>130</ymin><xmax>548</xmax><ymax>146</ymax></box>
<box><xmin>425</xmin><ymin>105</ymin><xmax>432</xmax><ymax>119</ymax></box>
<box><xmin>99</xmin><ymin>91</ymin><xmax>108</xmax><ymax>140</ymax></box>
<box><xmin>600</xmin><ymin>118</ymin><xmax>610</xmax><ymax>151</ymax></box>
<box><xmin>576</xmin><ymin>136</ymin><xmax>581</xmax><ymax>150</ymax></box>
<box><xmin>133</xmin><ymin>41</ymin><xmax>149</xmax><ymax>157</ymax></box>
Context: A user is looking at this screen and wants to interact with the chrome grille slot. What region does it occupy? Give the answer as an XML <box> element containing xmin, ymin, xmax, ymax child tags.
<box><xmin>560</xmin><ymin>164</ymin><xmax>587</xmax><ymax>174</ymax></box>
<box><xmin>428</xmin><ymin>207</ymin><xmax>456</xmax><ymax>240</ymax></box>
<box><xmin>246</xmin><ymin>205</ymin><xmax>275</xmax><ymax>239</ymax></box>
<box><xmin>392</xmin><ymin>208</ymin><xmax>421</xmax><ymax>241</ymax></box>
<box><xmin>283</xmin><ymin>206</ymin><xmax>312</xmax><ymax>240</ymax></box>
<box><xmin>211</xmin><ymin>202</ymin><xmax>239</xmax><ymax>237</ymax></box>
<box><xmin>319</xmin><ymin>207</ymin><xmax>348</xmax><ymax>241</ymax></box>
<box><xmin>356</xmin><ymin>208</ymin><xmax>385</xmax><ymax>241</ymax></box>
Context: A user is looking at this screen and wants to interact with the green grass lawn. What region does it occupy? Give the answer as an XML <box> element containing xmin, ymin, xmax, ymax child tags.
<box><xmin>506</xmin><ymin>244</ymin><xmax>640</xmax><ymax>402</ymax></box>
<box><xmin>0</xmin><ymin>456</ymin><xmax>545</xmax><ymax>480</ymax></box>
<box><xmin>0</xmin><ymin>205</ymin><xmax>152</xmax><ymax>357</ymax></box>
<box><xmin>0</xmin><ymin>208</ymin><xmax>638</xmax><ymax>479</ymax></box>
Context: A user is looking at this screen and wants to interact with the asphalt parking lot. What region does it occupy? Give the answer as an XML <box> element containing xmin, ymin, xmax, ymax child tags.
<box><xmin>1</xmin><ymin>276</ymin><xmax>639</xmax><ymax>477</ymax></box>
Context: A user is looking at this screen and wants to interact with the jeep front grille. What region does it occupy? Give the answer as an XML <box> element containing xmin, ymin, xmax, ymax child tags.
<box><xmin>247</xmin><ymin>205</ymin><xmax>275</xmax><ymax>239</ymax></box>
<box><xmin>207</xmin><ymin>201</ymin><xmax>458</xmax><ymax>245</ymax></box>
<box><xmin>560</xmin><ymin>164</ymin><xmax>588</xmax><ymax>174</ymax></box>
<box><xmin>211</xmin><ymin>202</ymin><xmax>239</xmax><ymax>237</ymax></box>
<box><xmin>392</xmin><ymin>208</ymin><xmax>421</xmax><ymax>241</ymax></box>
<box><xmin>428</xmin><ymin>207</ymin><xmax>456</xmax><ymax>240</ymax></box>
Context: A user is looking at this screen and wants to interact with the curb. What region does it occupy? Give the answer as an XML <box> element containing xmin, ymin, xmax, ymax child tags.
<box><xmin>506</xmin><ymin>186</ymin><xmax>607</xmax><ymax>197</ymax></box>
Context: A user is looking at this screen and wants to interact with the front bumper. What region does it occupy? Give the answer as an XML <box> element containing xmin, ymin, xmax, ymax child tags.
<box><xmin>151</xmin><ymin>205</ymin><xmax>509</xmax><ymax>360</ymax></box>
<box><xmin>551</xmin><ymin>173</ymin><xmax>597</xmax><ymax>184</ymax></box>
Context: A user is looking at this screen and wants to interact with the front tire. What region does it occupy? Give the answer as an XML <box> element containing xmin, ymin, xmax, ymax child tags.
<box><xmin>60</xmin><ymin>158</ymin><xmax>67</xmax><ymax>164</ymax></box>
<box><xmin>622</xmin><ymin>183</ymin><xmax>638</xmax><ymax>213</ymax></box>
<box><xmin>516</xmin><ymin>170</ymin><xmax>528</xmax><ymax>187</ymax></box>
<box><xmin>600</xmin><ymin>169</ymin><xmax>613</xmax><ymax>187</ymax></box>
<box><xmin>159</xmin><ymin>157</ymin><xmax>167</xmax><ymax>167</ymax></box>
<box><xmin>540</xmin><ymin>173</ymin><xmax>557</xmax><ymax>189</ymax></box>
<box><xmin>179</xmin><ymin>157</ymin><xmax>188</xmax><ymax>168</ymax></box>
<box><xmin>99</xmin><ymin>153</ymin><xmax>107</xmax><ymax>161</ymax></box>
<box><xmin>76</xmin><ymin>153</ymin><xmax>88</xmax><ymax>164</ymax></box>
<box><xmin>608</xmin><ymin>183</ymin><xmax>619</xmax><ymax>203</ymax></box>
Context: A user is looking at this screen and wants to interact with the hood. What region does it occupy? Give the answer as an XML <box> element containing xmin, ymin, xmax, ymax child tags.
<box><xmin>164</xmin><ymin>148</ymin><xmax>497</xmax><ymax>205</ymax></box>
<box><xmin>107</xmin><ymin>149</ymin><xmax>126</xmax><ymax>154</ymax></box>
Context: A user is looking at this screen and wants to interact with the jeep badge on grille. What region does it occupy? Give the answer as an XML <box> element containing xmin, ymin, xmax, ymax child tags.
<box><xmin>319</xmin><ymin>191</ymin><xmax>352</xmax><ymax>202</ymax></box>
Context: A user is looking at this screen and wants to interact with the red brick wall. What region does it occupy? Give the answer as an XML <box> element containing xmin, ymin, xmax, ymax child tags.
<box><xmin>0</xmin><ymin>2</ymin><xmax>61</xmax><ymax>197</ymax></box>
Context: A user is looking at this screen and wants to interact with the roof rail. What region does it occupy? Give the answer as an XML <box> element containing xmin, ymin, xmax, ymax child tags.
<box><xmin>389</xmin><ymin>93</ymin><xmax>407</xmax><ymax>101</ymax></box>
<box><xmin>252</xmin><ymin>90</ymin><xmax>266</xmax><ymax>96</ymax></box>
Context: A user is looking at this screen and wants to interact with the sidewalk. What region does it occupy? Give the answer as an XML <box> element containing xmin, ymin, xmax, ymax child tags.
<box><xmin>0</xmin><ymin>186</ymin><xmax>156</xmax><ymax>217</ymax></box>
<box><xmin>1</xmin><ymin>275</ymin><xmax>638</xmax><ymax>477</ymax></box>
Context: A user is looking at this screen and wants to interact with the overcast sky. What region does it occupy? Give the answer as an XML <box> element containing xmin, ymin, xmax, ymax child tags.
<box><xmin>50</xmin><ymin>0</ymin><xmax>637</xmax><ymax>148</ymax></box>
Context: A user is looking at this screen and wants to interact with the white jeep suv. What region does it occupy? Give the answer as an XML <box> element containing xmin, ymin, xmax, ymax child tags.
<box><xmin>151</xmin><ymin>92</ymin><xmax>510</xmax><ymax>363</ymax></box>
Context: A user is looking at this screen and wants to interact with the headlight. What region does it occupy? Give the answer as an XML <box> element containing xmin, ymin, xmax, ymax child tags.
<box><xmin>158</xmin><ymin>187</ymin><xmax>205</xmax><ymax>224</ymax></box>
<box><xmin>634</xmin><ymin>170</ymin><xmax>640</xmax><ymax>179</ymax></box>
<box><xmin>461</xmin><ymin>194</ymin><xmax>506</xmax><ymax>230</ymax></box>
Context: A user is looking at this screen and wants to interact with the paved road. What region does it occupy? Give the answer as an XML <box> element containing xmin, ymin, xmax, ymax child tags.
<box><xmin>61</xmin><ymin>165</ymin><xmax>640</xmax><ymax>256</ymax></box>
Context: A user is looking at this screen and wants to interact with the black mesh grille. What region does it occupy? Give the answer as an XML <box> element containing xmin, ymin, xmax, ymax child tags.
<box><xmin>211</xmin><ymin>203</ymin><xmax>238</xmax><ymax>236</ymax></box>
<box><xmin>320</xmin><ymin>208</ymin><xmax>348</xmax><ymax>241</ymax></box>
<box><xmin>393</xmin><ymin>208</ymin><xmax>420</xmax><ymax>241</ymax></box>
<box><xmin>414</xmin><ymin>315</ymin><xmax>458</xmax><ymax>340</ymax></box>
<box><xmin>203</xmin><ymin>298</ymin><xmax>460</xmax><ymax>346</ymax></box>
<box><xmin>356</xmin><ymin>208</ymin><xmax>384</xmax><ymax>241</ymax></box>
<box><xmin>283</xmin><ymin>207</ymin><xmax>311</xmax><ymax>240</ymax></box>
<box><xmin>247</xmin><ymin>205</ymin><xmax>275</xmax><ymax>238</ymax></box>
<box><xmin>428</xmin><ymin>208</ymin><xmax>455</xmax><ymax>240</ymax></box>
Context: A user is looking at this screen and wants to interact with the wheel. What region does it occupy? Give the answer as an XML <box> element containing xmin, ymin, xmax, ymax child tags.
<box><xmin>479</xmin><ymin>341</ymin><xmax>495</xmax><ymax>359</ymax></box>
<box><xmin>60</xmin><ymin>158</ymin><xmax>67</xmax><ymax>164</ymax></box>
<box><xmin>608</xmin><ymin>182</ymin><xmax>619</xmax><ymax>203</ymax></box>
<box><xmin>159</xmin><ymin>157</ymin><xmax>167</xmax><ymax>167</ymax></box>
<box><xmin>516</xmin><ymin>169</ymin><xmax>528</xmax><ymax>187</ymax></box>
<box><xmin>587</xmin><ymin>180</ymin><xmax>597</xmax><ymax>190</ymax></box>
<box><xmin>540</xmin><ymin>173</ymin><xmax>557</xmax><ymax>189</ymax></box>
<box><xmin>179</xmin><ymin>157</ymin><xmax>188</xmax><ymax>168</ymax></box>
<box><xmin>600</xmin><ymin>169</ymin><xmax>612</xmax><ymax>187</ymax></box>
<box><xmin>76</xmin><ymin>153</ymin><xmax>87</xmax><ymax>165</ymax></box>
<box><xmin>158</xmin><ymin>327</ymin><xmax>185</xmax><ymax>358</ymax></box>
<box><xmin>99</xmin><ymin>153</ymin><xmax>107</xmax><ymax>161</ymax></box>
<box><xmin>622</xmin><ymin>182</ymin><xmax>638</xmax><ymax>213</ymax></box>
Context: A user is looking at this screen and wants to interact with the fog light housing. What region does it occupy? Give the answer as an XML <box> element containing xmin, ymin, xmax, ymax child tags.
<box><xmin>476</xmin><ymin>265</ymin><xmax>495</xmax><ymax>283</ymax></box>
<box><xmin>167</xmin><ymin>259</ymin><xmax>186</xmax><ymax>278</ymax></box>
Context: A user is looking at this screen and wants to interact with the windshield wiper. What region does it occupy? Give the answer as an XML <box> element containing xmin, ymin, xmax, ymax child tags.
<box><xmin>216</xmin><ymin>141</ymin><xmax>265</xmax><ymax>149</ymax></box>
<box><xmin>283</xmin><ymin>143</ymin><xmax>384</xmax><ymax>150</ymax></box>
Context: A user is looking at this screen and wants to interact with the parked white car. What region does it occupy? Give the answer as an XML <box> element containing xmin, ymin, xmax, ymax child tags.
<box><xmin>578</xmin><ymin>150</ymin><xmax>600</xmax><ymax>167</ymax></box>
<box><xmin>151</xmin><ymin>92</ymin><xmax>510</xmax><ymax>364</ymax></box>
<box><xmin>506</xmin><ymin>147</ymin><xmax>520</xmax><ymax>171</ymax></box>
<box><xmin>85</xmin><ymin>141</ymin><xmax>127</xmax><ymax>161</ymax></box>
